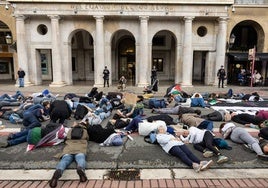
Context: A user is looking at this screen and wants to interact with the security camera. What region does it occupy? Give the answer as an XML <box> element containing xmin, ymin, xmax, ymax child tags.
<box><xmin>5</xmin><ymin>4</ymin><xmax>9</xmax><ymax>10</ymax></box>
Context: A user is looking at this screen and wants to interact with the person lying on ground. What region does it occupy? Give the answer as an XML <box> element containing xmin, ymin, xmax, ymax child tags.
<box><xmin>0</xmin><ymin>91</ymin><xmax>25</xmax><ymax>102</ymax></box>
<box><xmin>230</xmin><ymin>112</ymin><xmax>266</xmax><ymax>128</ymax></box>
<box><xmin>87</xmin><ymin>124</ymin><xmax>125</xmax><ymax>146</ymax></box>
<box><xmin>22</xmin><ymin>102</ymin><xmax>50</xmax><ymax>130</ymax></box>
<box><xmin>179</xmin><ymin>113</ymin><xmax>214</xmax><ymax>131</ymax></box>
<box><xmin>255</xmin><ymin>110</ymin><xmax>268</xmax><ymax>120</ymax></box>
<box><xmin>219</xmin><ymin>122</ymin><xmax>267</xmax><ymax>160</ymax></box>
<box><xmin>190</xmin><ymin>93</ymin><xmax>209</xmax><ymax>108</ymax></box>
<box><xmin>49</xmin><ymin>122</ymin><xmax>89</xmax><ymax>188</ymax></box>
<box><xmin>176</xmin><ymin>127</ymin><xmax>229</xmax><ymax>164</ymax></box>
<box><xmin>201</xmin><ymin>109</ymin><xmax>231</xmax><ymax>122</ymax></box>
<box><xmin>152</xmin><ymin>105</ymin><xmax>201</xmax><ymax>116</ymax></box>
<box><xmin>239</xmin><ymin>92</ymin><xmax>264</xmax><ymax>102</ymax></box>
<box><xmin>0</xmin><ymin>122</ymin><xmax>63</xmax><ymax>148</ymax></box>
<box><xmin>156</xmin><ymin>124</ymin><xmax>213</xmax><ymax>172</ymax></box>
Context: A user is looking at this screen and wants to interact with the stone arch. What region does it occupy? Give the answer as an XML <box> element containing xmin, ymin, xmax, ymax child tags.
<box><xmin>68</xmin><ymin>29</ymin><xmax>94</xmax><ymax>82</ymax></box>
<box><xmin>151</xmin><ymin>30</ymin><xmax>178</xmax><ymax>82</ymax></box>
<box><xmin>230</xmin><ymin>20</ymin><xmax>265</xmax><ymax>52</ymax></box>
<box><xmin>111</xmin><ymin>29</ymin><xmax>136</xmax><ymax>85</ymax></box>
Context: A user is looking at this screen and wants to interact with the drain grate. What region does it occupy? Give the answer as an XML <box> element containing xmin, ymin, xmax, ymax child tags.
<box><xmin>108</xmin><ymin>169</ymin><xmax>140</xmax><ymax>180</ymax></box>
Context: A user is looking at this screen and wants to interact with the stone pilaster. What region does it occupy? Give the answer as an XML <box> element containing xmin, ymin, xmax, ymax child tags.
<box><xmin>15</xmin><ymin>15</ymin><xmax>32</xmax><ymax>87</ymax></box>
<box><xmin>48</xmin><ymin>15</ymin><xmax>66</xmax><ymax>87</ymax></box>
<box><xmin>181</xmin><ymin>16</ymin><xmax>194</xmax><ymax>87</ymax></box>
<box><xmin>137</xmin><ymin>16</ymin><xmax>149</xmax><ymax>87</ymax></box>
<box><xmin>93</xmin><ymin>16</ymin><xmax>105</xmax><ymax>87</ymax></box>
<box><xmin>215</xmin><ymin>17</ymin><xmax>228</xmax><ymax>86</ymax></box>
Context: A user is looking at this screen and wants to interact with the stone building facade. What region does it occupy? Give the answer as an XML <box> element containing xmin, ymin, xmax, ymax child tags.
<box><xmin>14</xmin><ymin>0</ymin><xmax>268</xmax><ymax>88</ymax></box>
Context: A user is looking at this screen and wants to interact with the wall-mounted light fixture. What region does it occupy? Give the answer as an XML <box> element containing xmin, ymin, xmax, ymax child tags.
<box><xmin>5</xmin><ymin>3</ymin><xmax>9</xmax><ymax>10</ymax></box>
<box><xmin>5</xmin><ymin>34</ymin><xmax>12</xmax><ymax>45</ymax></box>
<box><xmin>229</xmin><ymin>33</ymin><xmax>236</xmax><ymax>48</ymax></box>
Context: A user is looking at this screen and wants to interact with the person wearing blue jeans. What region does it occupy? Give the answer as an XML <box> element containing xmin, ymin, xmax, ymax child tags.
<box><xmin>124</xmin><ymin>115</ymin><xmax>143</xmax><ymax>133</ymax></box>
<box><xmin>49</xmin><ymin>122</ymin><xmax>89</xmax><ymax>188</ymax></box>
<box><xmin>22</xmin><ymin>102</ymin><xmax>50</xmax><ymax>129</ymax></box>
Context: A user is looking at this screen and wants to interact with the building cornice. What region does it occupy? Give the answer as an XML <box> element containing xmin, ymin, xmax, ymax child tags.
<box><xmin>7</xmin><ymin>0</ymin><xmax>234</xmax><ymax>5</ymax></box>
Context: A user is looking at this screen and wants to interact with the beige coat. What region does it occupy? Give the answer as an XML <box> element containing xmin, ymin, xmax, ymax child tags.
<box><xmin>180</xmin><ymin>113</ymin><xmax>204</xmax><ymax>127</ymax></box>
<box><xmin>57</xmin><ymin>126</ymin><xmax>89</xmax><ymax>159</ymax></box>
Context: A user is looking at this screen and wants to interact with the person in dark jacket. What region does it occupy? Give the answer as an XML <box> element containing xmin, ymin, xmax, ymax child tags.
<box><xmin>217</xmin><ymin>65</ymin><xmax>226</xmax><ymax>88</ymax></box>
<box><xmin>23</xmin><ymin>102</ymin><xmax>50</xmax><ymax>130</ymax></box>
<box><xmin>230</xmin><ymin>112</ymin><xmax>266</xmax><ymax>127</ymax></box>
<box><xmin>17</xmin><ymin>67</ymin><xmax>26</xmax><ymax>87</ymax></box>
<box><xmin>49</xmin><ymin>100</ymin><xmax>72</xmax><ymax>124</ymax></box>
<box><xmin>103</xmin><ymin>66</ymin><xmax>110</xmax><ymax>87</ymax></box>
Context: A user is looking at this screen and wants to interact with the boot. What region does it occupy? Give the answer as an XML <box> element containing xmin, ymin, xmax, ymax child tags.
<box><xmin>49</xmin><ymin>169</ymin><xmax>62</xmax><ymax>188</ymax></box>
<box><xmin>77</xmin><ymin>167</ymin><xmax>87</xmax><ymax>182</ymax></box>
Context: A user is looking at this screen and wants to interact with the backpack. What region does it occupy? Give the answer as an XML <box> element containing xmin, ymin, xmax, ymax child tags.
<box><xmin>144</xmin><ymin>130</ymin><xmax>158</xmax><ymax>144</ymax></box>
<box><xmin>9</xmin><ymin>113</ymin><xmax>23</xmax><ymax>124</ymax></box>
<box><xmin>213</xmin><ymin>138</ymin><xmax>232</xmax><ymax>150</ymax></box>
<box><xmin>74</xmin><ymin>104</ymin><xmax>88</xmax><ymax>120</ymax></box>
<box><xmin>71</xmin><ymin>126</ymin><xmax>84</xmax><ymax>140</ymax></box>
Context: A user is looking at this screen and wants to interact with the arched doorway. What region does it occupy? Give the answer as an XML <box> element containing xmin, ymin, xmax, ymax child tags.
<box><xmin>227</xmin><ymin>20</ymin><xmax>265</xmax><ymax>85</ymax></box>
<box><xmin>112</xmin><ymin>30</ymin><xmax>136</xmax><ymax>85</ymax></box>
<box><xmin>152</xmin><ymin>30</ymin><xmax>176</xmax><ymax>83</ymax></box>
<box><xmin>71</xmin><ymin>30</ymin><xmax>94</xmax><ymax>82</ymax></box>
<box><xmin>118</xmin><ymin>37</ymin><xmax>135</xmax><ymax>84</ymax></box>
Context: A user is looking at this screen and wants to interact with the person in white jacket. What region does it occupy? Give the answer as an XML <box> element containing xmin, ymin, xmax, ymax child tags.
<box><xmin>178</xmin><ymin>127</ymin><xmax>229</xmax><ymax>164</ymax></box>
<box><xmin>156</xmin><ymin>124</ymin><xmax>213</xmax><ymax>172</ymax></box>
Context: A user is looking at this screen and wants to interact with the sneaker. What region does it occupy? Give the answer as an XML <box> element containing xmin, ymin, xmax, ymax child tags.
<box><xmin>77</xmin><ymin>167</ymin><xmax>87</xmax><ymax>182</ymax></box>
<box><xmin>200</xmin><ymin>160</ymin><xmax>213</xmax><ymax>171</ymax></box>
<box><xmin>203</xmin><ymin>151</ymin><xmax>214</xmax><ymax>158</ymax></box>
<box><xmin>257</xmin><ymin>154</ymin><xmax>268</xmax><ymax>161</ymax></box>
<box><xmin>192</xmin><ymin>162</ymin><xmax>201</xmax><ymax>173</ymax></box>
<box><xmin>217</xmin><ymin>155</ymin><xmax>229</xmax><ymax>164</ymax></box>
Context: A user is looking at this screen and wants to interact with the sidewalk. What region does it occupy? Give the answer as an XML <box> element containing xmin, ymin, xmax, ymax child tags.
<box><xmin>0</xmin><ymin>82</ymin><xmax>268</xmax><ymax>188</ymax></box>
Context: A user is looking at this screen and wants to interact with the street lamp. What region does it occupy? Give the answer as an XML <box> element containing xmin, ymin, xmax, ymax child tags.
<box><xmin>5</xmin><ymin>34</ymin><xmax>12</xmax><ymax>45</ymax></box>
<box><xmin>229</xmin><ymin>34</ymin><xmax>236</xmax><ymax>48</ymax></box>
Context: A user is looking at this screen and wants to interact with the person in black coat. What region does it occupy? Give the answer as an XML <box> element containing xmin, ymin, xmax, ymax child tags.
<box><xmin>49</xmin><ymin>100</ymin><xmax>72</xmax><ymax>124</ymax></box>
<box><xmin>230</xmin><ymin>112</ymin><xmax>266</xmax><ymax>127</ymax></box>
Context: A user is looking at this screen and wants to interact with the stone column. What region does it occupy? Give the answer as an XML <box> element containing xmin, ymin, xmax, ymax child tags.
<box><xmin>49</xmin><ymin>15</ymin><xmax>65</xmax><ymax>87</ymax></box>
<box><xmin>94</xmin><ymin>16</ymin><xmax>105</xmax><ymax>87</ymax></box>
<box><xmin>15</xmin><ymin>15</ymin><xmax>32</xmax><ymax>86</ymax></box>
<box><xmin>138</xmin><ymin>16</ymin><xmax>149</xmax><ymax>87</ymax></box>
<box><xmin>215</xmin><ymin>17</ymin><xmax>228</xmax><ymax>85</ymax></box>
<box><xmin>181</xmin><ymin>16</ymin><xmax>194</xmax><ymax>87</ymax></box>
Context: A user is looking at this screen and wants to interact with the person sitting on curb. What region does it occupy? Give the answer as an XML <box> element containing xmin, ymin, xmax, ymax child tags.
<box><xmin>176</xmin><ymin>127</ymin><xmax>229</xmax><ymax>164</ymax></box>
<box><xmin>156</xmin><ymin>124</ymin><xmax>213</xmax><ymax>172</ymax></box>
<box><xmin>219</xmin><ymin>122</ymin><xmax>268</xmax><ymax>160</ymax></box>
<box><xmin>49</xmin><ymin>122</ymin><xmax>89</xmax><ymax>188</ymax></box>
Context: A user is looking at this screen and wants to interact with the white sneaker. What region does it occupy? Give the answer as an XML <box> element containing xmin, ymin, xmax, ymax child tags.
<box><xmin>192</xmin><ymin>163</ymin><xmax>201</xmax><ymax>173</ymax></box>
<box><xmin>203</xmin><ymin>151</ymin><xmax>214</xmax><ymax>158</ymax></box>
<box><xmin>200</xmin><ymin>160</ymin><xmax>213</xmax><ymax>171</ymax></box>
<box><xmin>217</xmin><ymin>155</ymin><xmax>229</xmax><ymax>164</ymax></box>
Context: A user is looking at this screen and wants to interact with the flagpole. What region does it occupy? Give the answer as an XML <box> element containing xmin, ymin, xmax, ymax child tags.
<box><xmin>250</xmin><ymin>46</ymin><xmax>256</xmax><ymax>87</ymax></box>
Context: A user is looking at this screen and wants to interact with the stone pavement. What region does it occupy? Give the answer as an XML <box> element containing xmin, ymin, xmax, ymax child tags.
<box><xmin>0</xmin><ymin>82</ymin><xmax>268</xmax><ymax>187</ymax></box>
